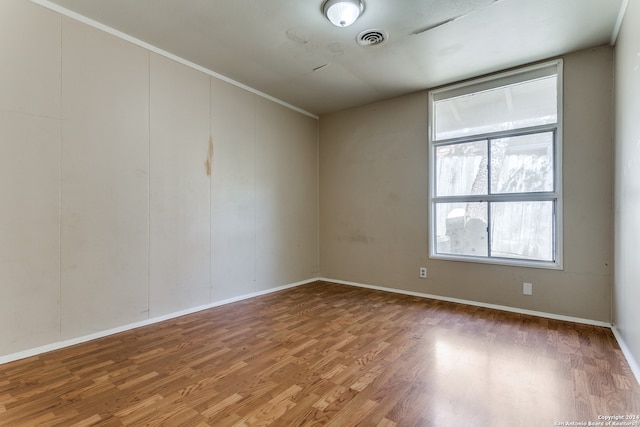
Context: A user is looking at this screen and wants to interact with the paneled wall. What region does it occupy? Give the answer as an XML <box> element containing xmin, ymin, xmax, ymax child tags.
<box><xmin>149</xmin><ymin>54</ymin><xmax>211</xmax><ymax>318</ymax></box>
<box><xmin>210</xmin><ymin>79</ymin><xmax>258</xmax><ymax>300</ymax></box>
<box><xmin>614</xmin><ymin>0</ymin><xmax>640</xmax><ymax>377</ymax></box>
<box><xmin>210</xmin><ymin>80</ymin><xmax>318</xmax><ymax>300</ymax></box>
<box><xmin>60</xmin><ymin>18</ymin><xmax>151</xmax><ymax>339</ymax></box>
<box><xmin>0</xmin><ymin>0</ymin><xmax>61</xmax><ymax>354</ymax></box>
<box><xmin>0</xmin><ymin>0</ymin><xmax>318</xmax><ymax>358</ymax></box>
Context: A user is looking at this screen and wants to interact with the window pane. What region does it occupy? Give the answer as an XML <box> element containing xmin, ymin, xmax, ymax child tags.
<box><xmin>490</xmin><ymin>132</ymin><xmax>554</xmax><ymax>194</ymax></box>
<box><xmin>435</xmin><ymin>202</ymin><xmax>488</xmax><ymax>257</ymax></box>
<box><xmin>436</xmin><ymin>140</ymin><xmax>487</xmax><ymax>196</ymax></box>
<box><xmin>434</xmin><ymin>76</ymin><xmax>557</xmax><ymax>140</ymax></box>
<box><xmin>490</xmin><ymin>201</ymin><xmax>554</xmax><ymax>261</ymax></box>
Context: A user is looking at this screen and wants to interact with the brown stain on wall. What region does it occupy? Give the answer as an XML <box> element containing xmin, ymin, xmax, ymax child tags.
<box><xmin>205</xmin><ymin>137</ymin><xmax>214</xmax><ymax>176</ymax></box>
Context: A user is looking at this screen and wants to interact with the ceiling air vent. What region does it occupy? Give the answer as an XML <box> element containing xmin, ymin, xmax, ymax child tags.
<box><xmin>357</xmin><ymin>29</ymin><xmax>387</xmax><ymax>47</ymax></box>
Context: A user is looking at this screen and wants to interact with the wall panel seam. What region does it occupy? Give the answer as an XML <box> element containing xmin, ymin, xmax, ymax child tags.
<box><xmin>29</xmin><ymin>0</ymin><xmax>318</xmax><ymax>120</ymax></box>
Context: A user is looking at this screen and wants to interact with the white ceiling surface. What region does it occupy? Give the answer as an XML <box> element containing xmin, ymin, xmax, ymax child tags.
<box><xmin>43</xmin><ymin>0</ymin><xmax>624</xmax><ymax>116</ymax></box>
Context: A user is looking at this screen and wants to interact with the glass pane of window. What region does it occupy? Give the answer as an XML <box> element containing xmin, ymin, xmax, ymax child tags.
<box><xmin>490</xmin><ymin>132</ymin><xmax>554</xmax><ymax>194</ymax></box>
<box><xmin>435</xmin><ymin>202</ymin><xmax>488</xmax><ymax>257</ymax></box>
<box><xmin>434</xmin><ymin>76</ymin><xmax>557</xmax><ymax>140</ymax></box>
<box><xmin>490</xmin><ymin>201</ymin><xmax>554</xmax><ymax>261</ymax></box>
<box><xmin>435</xmin><ymin>140</ymin><xmax>487</xmax><ymax>197</ymax></box>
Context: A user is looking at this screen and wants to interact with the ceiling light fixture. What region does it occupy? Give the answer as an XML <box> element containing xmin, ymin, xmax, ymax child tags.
<box><xmin>323</xmin><ymin>0</ymin><xmax>364</xmax><ymax>27</ymax></box>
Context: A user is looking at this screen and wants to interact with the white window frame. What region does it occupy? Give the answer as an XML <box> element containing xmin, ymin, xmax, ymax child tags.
<box><xmin>428</xmin><ymin>60</ymin><xmax>563</xmax><ymax>270</ymax></box>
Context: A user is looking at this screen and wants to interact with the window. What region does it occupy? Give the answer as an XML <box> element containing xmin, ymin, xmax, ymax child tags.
<box><xmin>429</xmin><ymin>61</ymin><xmax>562</xmax><ymax>269</ymax></box>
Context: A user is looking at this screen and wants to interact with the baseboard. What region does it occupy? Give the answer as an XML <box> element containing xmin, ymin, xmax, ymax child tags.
<box><xmin>0</xmin><ymin>278</ymin><xmax>316</xmax><ymax>366</ymax></box>
<box><xmin>611</xmin><ymin>326</ymin><xmax>640</xmax><ymax>386</ymax></box>
<box><xmin>320</xmin><ymin>277</ymin><xmax>612</xmax><ymax>327</ymax></box>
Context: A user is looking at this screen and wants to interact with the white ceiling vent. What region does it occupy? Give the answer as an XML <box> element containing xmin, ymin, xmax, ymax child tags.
<box><xmin>357</xmin><ymin>29</ymin><xmax>387</xmax><ymax>47</ymax></box>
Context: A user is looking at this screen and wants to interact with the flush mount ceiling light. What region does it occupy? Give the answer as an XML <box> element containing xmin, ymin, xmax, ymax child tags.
<box><xmin>323</xmin><ymin>0</ymin><xmax>364</xmax><ymax>27</ymax></box>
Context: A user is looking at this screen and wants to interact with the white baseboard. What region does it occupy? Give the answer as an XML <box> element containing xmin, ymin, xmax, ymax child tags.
<box><xmin>611</xmin><ymin>326</ymin><xmax>640</xmax><ymax>387</ymax></box>
<box><xmin>0</xmin><ymin>278</ymin><xmax>316</xmax><ymax>366</ymax></box>
<box><xmin>320</xmin><ymin>277</ymin><xmax>612</xmax><ymax>327</ymax></box>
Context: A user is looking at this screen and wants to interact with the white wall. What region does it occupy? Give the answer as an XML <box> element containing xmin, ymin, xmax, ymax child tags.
<box><xmin>320</xmin><ymin>46</ymin><xmax>614</xmax><ymax>323</ymax></box>
<box><xmin>614</xmin><ymin>0</ymin><xmax>640</xmax><ymax>374</ymax></box>
<box><xmin>0</xmin><ymin>0</ymin><xmax>318</xmax><ymax>359</ymax></box>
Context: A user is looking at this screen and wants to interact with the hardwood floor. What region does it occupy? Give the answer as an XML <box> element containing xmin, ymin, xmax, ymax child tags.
<box><xmin>1</xmin><ymin>281</ymin><xmax>639</xmax><ymax>426</ymax></box>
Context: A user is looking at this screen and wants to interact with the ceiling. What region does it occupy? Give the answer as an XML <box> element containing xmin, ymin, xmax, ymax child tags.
<box><xmin>42</xmin><ymin>0</ymin><xmax>624</xmax><ymax>116</ymax></box>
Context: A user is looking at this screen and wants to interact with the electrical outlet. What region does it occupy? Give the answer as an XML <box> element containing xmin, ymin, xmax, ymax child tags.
<box><xmin>523</xmin><ymin>282</ymin><xmax>533</xmax><ymax>296</ymax></box>
<box><xmin>419</xmin><ymin>267</ymin><xmax>427</xmax><ymax>278</ymax></box>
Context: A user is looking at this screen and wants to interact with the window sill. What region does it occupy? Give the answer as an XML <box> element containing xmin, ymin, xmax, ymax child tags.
<box><xmin>429</xmin><ymin>253</ymin><xmax>563</xmax><ymax>270</ymax></box>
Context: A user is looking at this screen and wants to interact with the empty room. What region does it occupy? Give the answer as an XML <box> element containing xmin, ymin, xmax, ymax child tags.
<box><xmin>1</xmin><ymin>0</ymin><xmax>640</xmax><ymax>425</ymax></box>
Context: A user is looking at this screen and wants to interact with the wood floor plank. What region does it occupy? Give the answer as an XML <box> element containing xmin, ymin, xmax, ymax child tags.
<box><xmin>1</xmin><ymin>281</ymin><xmax>639</xmax><ymax>426</ymax></box>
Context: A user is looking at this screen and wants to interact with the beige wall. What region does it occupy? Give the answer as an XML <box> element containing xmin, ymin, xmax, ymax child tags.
<box><xmin>0</xmin><ymin>0</ymin><xmax>318</xmax><ymax>358</ymax></box>
<box><xmin>320</xmin><ymin>46</ymin><xmax>614</xmax><ymax>322</ymax></box>
<box><xmin>61</xmin><ymin>18</ymin><xmax>151</xmax><ymax>339</ymax></box>
<box><xmin>614</xmin><ymin>0</ymin><xmax>640</xmax><ymax>371</ymax></box>
<box><xmin>211</xmin><ymin>81</ymin><xmax>319</xmax><ymax>300</ymax></box>
<box><xmin>0</xmin><ymin>0</ymin><xmax>61</xmax><ymax>354</ymax></box>
<box><xmin>149</xmin><ymin>53</ymin><xmax>211</xmax><ymax>318</ymax></box>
